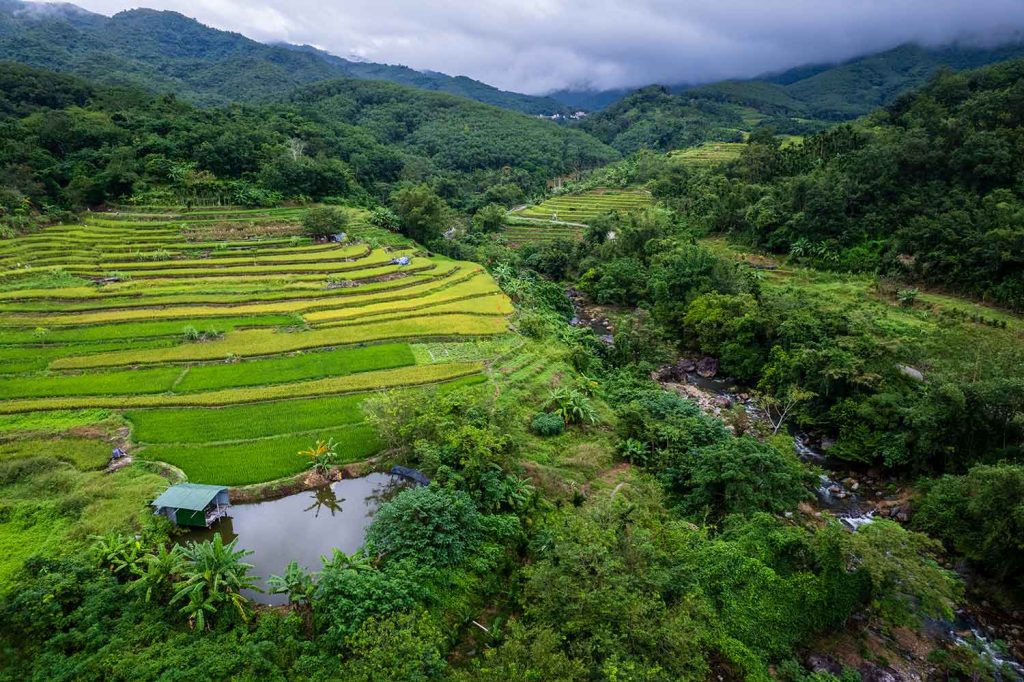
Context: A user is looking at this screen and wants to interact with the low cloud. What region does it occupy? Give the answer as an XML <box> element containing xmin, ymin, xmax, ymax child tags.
<box><xmin>60</xmin><ymin>0</ymin><xmax>1024</xmax><ymax>93</ymax></box>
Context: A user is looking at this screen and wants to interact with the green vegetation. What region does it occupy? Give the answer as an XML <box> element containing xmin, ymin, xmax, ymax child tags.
<box><xmin>579</xmin><ymin>42</ymin><xmax>1024</xmax><ymax>153</ymax></box>
<box><xmin>0</xmin><ymin>4</ymin><xmax>568</xmax><ymax>114</ymax></box>
<box><xmin>0</xmin><ymin>205</ymin><xmax>511</xmax><ymax>485</ymax></box>
<box><xmin>2</xmin><ymin>31</ymin><xmax>1024</xmax><ymax>682</ymax></box>
<box><xmin>655</xmin><ymin>59</ymin><xmax>1024</xmax><ymax>309</ymax></box>
<box><xmin>914</xmin><ymin>463</ymin><xmax>1024</xmax><ymax>585</ymax></box>
<box><xmin>141</xmin><ymin>425</ymin><xmax>380</xmax><ymax>486</ymax></box>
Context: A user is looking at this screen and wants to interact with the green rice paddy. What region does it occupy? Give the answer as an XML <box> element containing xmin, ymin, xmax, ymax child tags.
<box><xmin>0</xmin><ymin>206</ymin><xmax>512</xmax><ymax>485</ymax></box>
<box><xmin>508</xmin><ymin>188</ymin><xmax>652</xmax><ymax>246</ymax></box>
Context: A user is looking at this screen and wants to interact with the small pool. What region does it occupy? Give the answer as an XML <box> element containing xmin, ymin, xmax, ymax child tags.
<box><xmin>183</xmin><ymin>473</ymin><xmax>411</xmax><ymax>605</ymax></box>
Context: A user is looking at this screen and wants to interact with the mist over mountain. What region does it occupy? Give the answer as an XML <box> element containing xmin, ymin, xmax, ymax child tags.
<box><xmin>0</xmin><ymin>0</ymin><xmax>568</xmax><ymax>113</ymax></box>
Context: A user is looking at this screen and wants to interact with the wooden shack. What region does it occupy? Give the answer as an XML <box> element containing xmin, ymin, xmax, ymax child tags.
<box><xmin>152</xmin><ymin>483</ymin><xmax>230</xmax><ymax>528</ymax></box>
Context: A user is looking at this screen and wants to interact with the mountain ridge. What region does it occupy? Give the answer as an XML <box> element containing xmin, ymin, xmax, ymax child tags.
<box><xmin>0</xmin><ymin>1</ymin><xmax>568</xmax><ymax>114</ymax></box>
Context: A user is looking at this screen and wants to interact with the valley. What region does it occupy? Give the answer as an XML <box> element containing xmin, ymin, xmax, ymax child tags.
<box><xmin>1</xmin><ymin>5</ymin><xmax>1024</xmax><ymax>681</ymax></box>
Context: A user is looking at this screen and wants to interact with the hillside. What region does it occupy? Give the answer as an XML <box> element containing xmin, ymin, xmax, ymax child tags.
<box><xmin>0</xmin><ymin>206</ymin><xmax>508</xmax><ymax>485</ymax></box>
<box><xmin>3</xmin><ymin>15</ymin><xmax>1024</xmax><ymax>682</ymax></box>
<box><xmin>580</xmin><ymin>40</ymin><xmax>1024</xmax><ymax>152</ymax></box>
<box><xmin>0</xmin><ymin>61</ymin><xmax>617</xmax><ymax>218</ymax></box>
<box><xmin>650</xmin><ymin>57</ymin><xmax>1024</xmax><ymax>309</ymax></box>
<box><xmin>0</xmin><ymin>0</ymin><xmax>566</xmax><ymax>114</ymax></box>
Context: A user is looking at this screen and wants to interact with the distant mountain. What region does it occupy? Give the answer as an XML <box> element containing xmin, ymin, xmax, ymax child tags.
<box><xmin>579</xmin><ymin>40</ymin><xmax>1024</xmax><ymax>152</ymax></box>
<box><xmin>545</xmin><ymin>88</ymin><xmax>634</xmax><ymax>112</ymax></box>
<box><xmin>0</xmin><ymin>0</ymin><xmax>566</xmax><ymax>114</ymax></box>
<box><xmin>279</xmin><ymin>43</ymin><xmax>567</xmax><ymax>115</ymax></box>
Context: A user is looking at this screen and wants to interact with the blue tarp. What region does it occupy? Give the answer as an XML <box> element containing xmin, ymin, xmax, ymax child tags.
<box><xmin>390</xmin><ymin>465</ymin><xmax>430</xmax><ymax>486</ymax></box>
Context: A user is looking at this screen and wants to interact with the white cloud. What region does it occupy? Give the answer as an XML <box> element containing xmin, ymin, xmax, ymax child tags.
<box><xmin>53</xmin><ymin>0</ymin><xmax>1024</xmax><ymax>93</ymax></box>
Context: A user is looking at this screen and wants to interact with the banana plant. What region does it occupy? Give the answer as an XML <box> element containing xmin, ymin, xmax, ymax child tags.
<box><xmin>171</xmin><ymin>534</ymin><xmax>258</xmax><ymax>630</ymax></box>
<box><xmin>267</xmin><ymin>560</ymin><xmax>316</xmax><ymax>607</ymax></box>
<box><xmin>130</xmin><ymin>544</ymin><xmax>186</xmax><ymax>604</ymax></box>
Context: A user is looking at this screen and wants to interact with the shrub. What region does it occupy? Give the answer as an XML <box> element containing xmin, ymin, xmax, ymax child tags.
<box><xmin>369</xmin><ymin>206</ymin><xmax>400</xmax><ymax>231</ymax></box>
<box><xmin>913</xmin><ymin>463</ymin><xmax>1024</xmax><ymax>584</ymax></box>
<box><xmin>531</xmin><ymin>412</ymin><xmax>565</xmax><ymax>437</ymax></box>
<box><xmin>547</xmin><ymin>387</ymin><xmax>598</xmax><ymax>425</ymax></box>
<box><xmin>471</xmin><ymin>203</ymin><xmax>507</xmax><ymax>233</ymax></box>
<box><xmin>897</xmin><ymin>287</ymin><xmax>919</xmax><ymax>307</ymax></box>
<box><xmin>669</xmin><ymin>436</ymin><xmax>813</xmax><ymax>519</ymax></box>
<box><xmin>303</xmin><ymin>206</ymin><xmax>349</xmax><ymax>239</ymax></box>
<box><xmin>365</xmin><ymin>486</ymin><xmax>484</xmax><ymax>567</ymax></box>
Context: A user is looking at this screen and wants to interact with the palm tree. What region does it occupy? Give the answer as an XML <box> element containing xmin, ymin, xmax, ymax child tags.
<box><xmin>171</xmin><ymin>533</ymin><xmax>259</xmax><ymax>630</ymax></box>
<box><xmin>267</xmin><ymin>560</ymin><xmax>316</xmax><ymax>607</ymax></box>
<box><xmin>130</xmin><ymin>544</ymin><xmax>186</xmax><ymax>603</ymax></box>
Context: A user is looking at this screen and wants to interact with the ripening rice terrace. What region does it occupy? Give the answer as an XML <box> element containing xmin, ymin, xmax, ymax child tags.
<box><xmin>506</xmin><ymin>188</ymin><xmax>651</xmax><ymax>244</ymax></box>
<box><xmin>0</xmin><ymin>206</ymin><xmax>511</xmax><ymax>486</ymax></box>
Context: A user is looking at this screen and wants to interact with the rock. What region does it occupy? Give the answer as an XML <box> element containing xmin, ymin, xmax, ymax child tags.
<box><xmin>896</xmin><ymin>511</ymin><xmax>908</xmax><ymax>522</ymax></box>
<box><xmin>897</xmin><ymin>364</ymin><xmax>925</xmax><ymax>382</ymax></box>
<box><xmin>859</xmin><ymin>662</ymin><xmax>903</xmax><ymax>682</ymax></box>
<box><xmin>678</xmin><ymin>358</ymin><xmax>697</xmax><ymax>373</ymax></box>
<box><xmin>713</xmin><ymin>395</ymin><xmax>732</xmax><ymax>409</ymax></box>
<box><xmin>738</xmin><ymin>392</ymin><xmax>749</xmax><ymax>401</ymax></box>
<box><xmin>806</xmin><ymin>654</ymin><xmax>842</xmax><ymax>674</ymax></box>
<box><xmin>696</xmin><ymin>357</ymin><xmax>718</xmax><ymax>378</ymax></box>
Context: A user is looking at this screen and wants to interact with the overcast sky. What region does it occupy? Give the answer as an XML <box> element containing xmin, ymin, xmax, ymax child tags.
<box><xmin>57</xmin><ymin>0</ymin><xmax>1024</xmax><ymax>94</ymax></box>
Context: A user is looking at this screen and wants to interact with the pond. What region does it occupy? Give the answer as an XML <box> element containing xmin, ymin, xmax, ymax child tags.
<box><xmin>183</xmin><ymin>472</ymin><xmax>411</xmax><ymax>605</ymax></box>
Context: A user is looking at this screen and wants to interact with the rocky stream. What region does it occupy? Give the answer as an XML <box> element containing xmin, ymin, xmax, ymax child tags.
<box><xmin>567</xmin><ymin>291</ymin><xmax>1024</xmax><ymax>681</ymax></box>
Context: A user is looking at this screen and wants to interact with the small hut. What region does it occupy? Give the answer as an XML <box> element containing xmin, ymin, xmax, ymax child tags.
<box><xmin>152</xmin><ymin>483</ymin><xmax>230</xmax><ymax>528</ymax></box>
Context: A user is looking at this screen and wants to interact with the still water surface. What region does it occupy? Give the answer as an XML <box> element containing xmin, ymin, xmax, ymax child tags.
<box><xmin>185</xmin><ymin>473</ymin><xmax>410</xmax><ymax>604</ymax></box>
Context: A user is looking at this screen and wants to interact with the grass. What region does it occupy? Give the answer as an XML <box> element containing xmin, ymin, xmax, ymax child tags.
<box><xmin>174</xmin><ymin>343</ymin><xmax>416</xmax><ymax>392</ymax></box>
<box><xmin>52</xmin><ymin>315</ymin><xmax>507</xmax><ymax>369</ymax></box>
<box><xmin>0</xmin><ymin>457</ymin><xmax>167</xmax><ymax>584</ymax></box>
<box><xmin>127</xmin><ymin>394</ymin><xmax>369</xmax><ymax>444</ymax></box>
<box><xmin>668</xmin><ymin>142</ymin><xmax>745</xmax><ymax>166</ymax></box>
<box><xmin>0</xmin><ymin>362</ymin><xmax>485</xmax><ymax>413</ymax></box>
<box><xmin>0</xmin><ymin>409</ymin><xmax>114</xmax><ymax>434</ymax></box>
<box><xmin>0</xmin><ymin>366</ymin><xmax>184</xmax><ymax>399</ymax></box>
<box><xmin>138</xmin><ymin>425</ymin><xmax>380</xmax><ymax>486</ymax></box>
<box><xmin>0</xmin><ymin>316</ymin><xmax>296</xmax><ymax>344</ymax></box>
<box><xmin>0</xmin><ymin>338</ymin><xmax>179</xmax><ymax>375</ymax></box>
<box><xmin>508</xmin><ymin>188</ymin><xmax>651</xmax><ymax>246</ymax></box>
<box><xmin>0</xmin><ymin>436</ymin><xmax>111</xmax><ymax>470</ymax></box>
<box><xmin>0</xmin><ymin>206</ymin><xmax>511</xmax><ymax>487</ymax></box>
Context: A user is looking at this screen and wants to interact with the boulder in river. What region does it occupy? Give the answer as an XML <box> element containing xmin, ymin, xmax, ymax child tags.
<box><xmin>696</xmin><ymin>357</ymin><xmax>718</xmax><ymax>378</ymax></box>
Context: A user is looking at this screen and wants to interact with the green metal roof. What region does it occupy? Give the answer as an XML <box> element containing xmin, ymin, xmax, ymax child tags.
<box><xmin>152</xmin><ymin>483</ymin><xmax>227</xmax><ymax>511</ymax></box>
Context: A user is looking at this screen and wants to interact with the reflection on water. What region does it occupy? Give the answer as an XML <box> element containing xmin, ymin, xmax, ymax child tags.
<box><xmin>182</xmin><ymin>473</ymin><xmax>411</xmax><ymax>605</ymax></box>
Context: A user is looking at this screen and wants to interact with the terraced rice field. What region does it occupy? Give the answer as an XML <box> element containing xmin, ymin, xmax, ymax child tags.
<box><xmin>0</xmin><ymin>206</ymin><xmax>510</xmax><ymax>485</ymax></box>
<box><xmin>668</xmin><ymin>142</ymin><xmax>745</xmax><ymax>166</ymax></box>
<box><xmin>507</xmin><ymin>189</ymin><xmax>652</xmax><ymax>245</ymax></box>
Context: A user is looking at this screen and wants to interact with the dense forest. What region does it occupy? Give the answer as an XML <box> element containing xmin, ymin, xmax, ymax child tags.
<box><xmin>2</xmin><ymin>16</ymin><xmax>1024</xmax><ymax>682</ymax></box>
<box><xmin>661</xmin><ymin>58</ymin><xmax>1024</xmax><ymax>309</ymax></box>
<box><xmin>579</xmin><ymin>42</ymin><xmax>1024</xmax><ymax>152</ymax></box>
<box><xmin>0</xmin><ymin>60</ymin><xmax>616</xmax><ymax>227</ymax></box>
<box><xmin>0</xmin><ymin>0</ymin><xmax>566</xmax><ymax>113</ymax></box>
